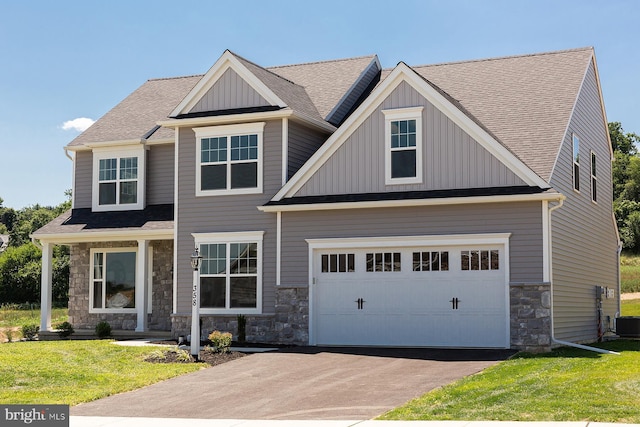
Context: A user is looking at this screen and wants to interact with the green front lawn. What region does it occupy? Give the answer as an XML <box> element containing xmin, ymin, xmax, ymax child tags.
<box><xmin>380</xmin><ymin>340</ymin><xmax>640</xmax><ymax>423</ymax></box>
<box><xmin>621</xmin><ymin>253</ymin><xmax>640</xmax><ymax>293</ymax></box>
<box><xmin>622</xmin><ymin>299</ymin><xmax>640</xmax><ymax>316</ymax></box>
<box><xmin>0</xmin><ymin>340</ymin><xmax>204</xmax><ymax>405</ymax></box>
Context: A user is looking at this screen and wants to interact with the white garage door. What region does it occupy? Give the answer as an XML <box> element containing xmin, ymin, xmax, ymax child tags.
<box><xmin>312</xmin><ymin>241</ymin><xmax>509</xmax><ymax>348</ymax></box>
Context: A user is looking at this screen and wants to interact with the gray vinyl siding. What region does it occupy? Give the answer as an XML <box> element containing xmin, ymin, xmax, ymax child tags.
<box><xmin>287</xmin><ymin>120</ymin><xmax>329</xmax><ymax>180</ymax></box>
<box><xmin>146</xmin><ymin>144</ymin><xmax>174</xmax><ymax>205</ymax></box>
<box><xmin>74</xmin><ymin>151</ymin><xmax>92</xmax><ymax>209</ymax></box>
<box><xmin>175</xmin><ymin>120</ymin><xmax>282</xmax><ymax>314</ymax></box>
<box><xmin>280</xmin><ymin>201</ymin><xmax>543</xmax><ymax>285</ymax></box>
<box><xmin>326</xmin><ymin>59</ymin><xmax>380</xmax><ymax>126</ymax></box>
<box><xmin>294</xmin><ymin>81</ymin><xmax>526</xmax><ymax>197</ymax></box>
<box><xmin>549</xmin><ymin>60</ymin><xmax>619</xmax><ymax>343</ymax></box>
<box><xmin>189</xmin><ymin>68</ymin><xmax>270</xmax><ymax>113</ymax></box>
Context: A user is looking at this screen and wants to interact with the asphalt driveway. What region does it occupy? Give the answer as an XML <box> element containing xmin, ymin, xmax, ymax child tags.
<box><xmin>71</xmin><ymin>347</ymin><xmax>514</xmax><ymax>420</ymax></box>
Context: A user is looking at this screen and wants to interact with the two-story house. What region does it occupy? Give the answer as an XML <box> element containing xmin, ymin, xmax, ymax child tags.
<box><xmin>33</xmin><ymin>47</ymin><xmax>619</xmax><ymax>352</ymax></box>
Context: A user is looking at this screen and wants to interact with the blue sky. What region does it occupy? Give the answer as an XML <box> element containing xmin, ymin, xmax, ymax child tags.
<box><xmin>0</xmin><ymin>0</ymin><xmax>638</xmax><ymax>209</ymax></box>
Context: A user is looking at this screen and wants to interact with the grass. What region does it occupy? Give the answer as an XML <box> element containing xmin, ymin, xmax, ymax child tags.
<box><xmin>620</xmin><ymin>253</ymin><xmax>640</xmax><ymax>293</ymax></box>
<box><xmin>0</xmin><ymin>306</ymin><xmax>68</xmax><ymax>342</ymax></box>
<box><xmin>0</xmin><ymin>340</ymin><xmax>205</xmax><ymax>405</ymax></box>
<box><xmin>622</xmin><ymin>299</ymin><xmax>640</xmax><ymax>316</ymax></box>
<box><xmin>379</xmin><ymin>340</ymin><xmax>640</xmax><ymax>423</ymax></box>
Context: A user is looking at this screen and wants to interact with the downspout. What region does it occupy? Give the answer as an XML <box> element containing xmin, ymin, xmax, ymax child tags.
<box><xmin>547</xmin><ymin>199</ymin><xmax>620</xmax><ymax>355</ymax></box>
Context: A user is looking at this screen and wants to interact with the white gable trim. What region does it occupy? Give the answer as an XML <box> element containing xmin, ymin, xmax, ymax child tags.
<box><xmin>273</xmin><ymin>62</ymin><xmax>549</xmax><ymax>201</ymax></box>
<box><xmin>170</xmin><ymin>50</ymin><xmax>287</xmax><ymax>117</ymax></box>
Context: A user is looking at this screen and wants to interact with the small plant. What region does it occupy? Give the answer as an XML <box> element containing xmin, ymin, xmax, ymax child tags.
<box><xmin>54</xmin><ymin>321</ymin><xmax>74</xmax><ymax>338</ymax></box>
<box><xmin>208</xmin><ymin>330</ymin><xmax>232</xmax><ymax>353</ymax></box>
<box><xmin>21</xmin><ymin>324</ymin><xmax>39</xmax><ymax>340</ymax></box>
<box><xmin>6</xmin><ymin>329</ymin><xmax>14</xmax><ymax>343</ymax></box>
<box><xmin>173</xmin><ymin>348</ymin><xmax>193</xmax><ymax>362</ymax></box>
<box><xmin>237</xmin><ymin>314</ymin><xmax>247</xmax><ymax>343</ymax></box>
<box><xmin>94</xmin><ymin>321</ymin><xmax>112</xmax><ymax>338</ymax></box>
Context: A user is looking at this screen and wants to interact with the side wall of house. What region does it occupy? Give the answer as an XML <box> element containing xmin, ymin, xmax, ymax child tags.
<box><xmin>174</xmin><ymin>120</ymin><xmax>282</xmax><ymax>316</ymax></box>
<box><xmin>280</xmin><ymin>201</ymin><xmax>544</xmax><ymax>286</ymax></box>
<box><xmin>294</xmin><ymin>81</ymin><xmax>526</xmax><ymax>197</ymax></box>
<box><xmin>68</xmin><ymin>240</ymin><xmax>173</xmax><ymax>330</ymax></box>
<box><xmin>287</xmin><ymin>121</ymin><xmax>329</xmax><ymax>180</ymax></box>
<box><xmin>73</xmin><ymin>144</ymin><xmax>175</xmax><ymax>209</ymax></box>
<box><xmin>549</xmin><ymin>59</ymin><xmax>619</xmax><ymax>343</ymax></box>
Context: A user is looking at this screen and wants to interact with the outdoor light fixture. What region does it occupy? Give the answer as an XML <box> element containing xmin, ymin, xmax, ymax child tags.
<box><xmin>190</xmin><ymin>247</ymin><xmax>203</xmax><ymax>360</ymax></box>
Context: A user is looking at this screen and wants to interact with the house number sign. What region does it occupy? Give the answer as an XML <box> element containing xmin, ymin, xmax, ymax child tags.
<box><xmin>192</xmin><ymin>282</ymin><xmax>198</xmax><ymax>307</ymax></box>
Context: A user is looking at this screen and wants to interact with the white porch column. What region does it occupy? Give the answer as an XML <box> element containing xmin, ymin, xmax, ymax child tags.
<box><xmin>40</xmin><ymin>242</ymin><xmax>53</xmax><ymax>331</ymax></box>
<box><xmin>135</xmin><ymin>239</ymin><xmax>149</xmax><ymax>332</ymax></box>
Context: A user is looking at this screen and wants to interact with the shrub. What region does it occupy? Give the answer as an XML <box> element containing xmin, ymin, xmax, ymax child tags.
<box><xmin>208</xmin><ymin>330</ymin><xmax>232</xmax><ymax>353</ymax></box>
<box><xmin>21</xmin><ymin>323</ymin><xmax>39</xmax><ymax>340</ymax></box>
<box><xmin>94</xmin><ymin>321</ymin><xmax>112</xmax><ymax>338</ymax></box>
<box><xmin>54</xmin><ymin>321</ymin><xmax>74</xmax><ymax>338</ymax></box>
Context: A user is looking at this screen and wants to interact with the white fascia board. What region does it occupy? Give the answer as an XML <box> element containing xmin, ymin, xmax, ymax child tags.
<box><xmin>145</xmin><ymin>138</ymin><xmax>174</xmax><ymax>146</ymax></box>
<box><xmin>258</xmin><ymin>192</ymin><xmax>565</xmax><ymax>213</ymax></box>
<box><xmin>273</xmin><ymin>62</ymin><xmax>549</xmax><ymax>201</ymax></box>
<box><xmin>158</xmin><ymin>109</ymin><xmax>335</xmax><ymax>134</ymax></box>
<box><xmin>170</xmin><ymin>51</ymin><xmax>287</xmax><ymax>117</ymax></box>
<box><xmin>32</xmin><ymin>229</ymin><xmax>174</xmax><ymax>245</ymax></box>
<box><xmin>590</xmin><ymin>52</ymin><xmax>615</xmax><ymax>162</ymax></box>
<box><xmin>65</xmin><ymin>139</ymin><xmax>143</xmax><ymax>152</ymax></box>
<box><xmin>306</xmin><ymin>233</ymin><xmax>512</xmax><ymax>250</ymax></box>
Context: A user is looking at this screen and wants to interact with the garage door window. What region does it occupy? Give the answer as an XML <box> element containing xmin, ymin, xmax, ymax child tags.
<box><xmin>461</xmin><ymin>250</ymin><xmax>499</xmax><ymax>271</ymax></box>
<box><xmin>321</xmin><ymin>253</ymin><xmax>355</xmax><ymax>273</ymax></box>
<box><xmin>413</xmin><ymin>251</ymin><xmax>449</xmax><ymax>271</ymax></box>
<box><xmin>366</xmin><ymin>252</ymin><xmax>401</xmax><ymax>272</ymax></box>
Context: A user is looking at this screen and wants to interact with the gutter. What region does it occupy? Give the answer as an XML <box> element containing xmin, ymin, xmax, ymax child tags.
<box><xmin>547</xmin><ymin>199</ymin><xmax>620</xmax><ymax>355</ymax></box>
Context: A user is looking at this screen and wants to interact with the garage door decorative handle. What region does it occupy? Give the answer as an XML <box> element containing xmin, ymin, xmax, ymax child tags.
<box><xmin>449</xmin><ymin>297</ymin><xmax>461</xmax><ymax>310</ymax></box>
<box><xmin>355</xmin><ymin>298</ymin><xmax>366</xmax><ymax>310</ymax></box>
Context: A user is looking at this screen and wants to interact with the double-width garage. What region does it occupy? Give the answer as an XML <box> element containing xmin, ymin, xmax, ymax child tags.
<box><xmin>308</xmin><ymin>234</ymin><xmax>511</xmax><ymax>348</ymax></box>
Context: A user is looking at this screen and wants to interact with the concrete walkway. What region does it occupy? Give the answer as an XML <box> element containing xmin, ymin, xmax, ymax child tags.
<box><xmin>70</xmin><ymin>417</ymin><xmax>640</xmax><ymax>427</ymax></box>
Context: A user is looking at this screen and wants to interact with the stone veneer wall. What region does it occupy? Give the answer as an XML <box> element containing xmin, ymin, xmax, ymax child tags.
<box><xmin>68</xmin><ymin>240</ymin><xmax>173</xmax><ymax>331</ymax></box>
<box><xmin>510</xmin><ymin>283</ymin><xmax>552</xmax><ymax>352</ymax></box>
<box><xmin>171</xmin><ymin>286</ymin><xmax>309</xmax><ymax>345</ymax></box>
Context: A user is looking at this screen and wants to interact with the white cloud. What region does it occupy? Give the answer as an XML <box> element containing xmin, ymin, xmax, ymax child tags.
<box><xmin>62</xmin><ymin>117</ymin><xmax>95</xmax><ymax>132</ymax></box>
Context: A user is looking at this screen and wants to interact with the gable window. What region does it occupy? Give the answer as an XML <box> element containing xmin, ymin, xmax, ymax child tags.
<box><xmin>591</xmin><ymin>151</ymin><xmax>597</xmax><ymax>203</ymax></box>
<box><xmin>194</xmin><ymin>231</ymin><xmax>263</xmax><ymax>314</ymax></box>
<box><xmin>383</xmin><ymin>107</ymin><xmax>423</xmax><ymax>185</ymax></box>
<box><xmin>572</xmin><ymin>134</ymin><xmax>580</xmax><ymax>192</ymax></box>
<box><xmin>195</xmin><ymin>122</ymin><xmax>265</xmax><ymax>196</ymax></box>
<box><xmin>90</xmin><ymin>248</ymin><xmax>137</xmax><ymax>312</ymax></box>
<box><xmin>92</xmin><ymin>146</ymin><xmax>145</xmax><ymax>211</ymax></box>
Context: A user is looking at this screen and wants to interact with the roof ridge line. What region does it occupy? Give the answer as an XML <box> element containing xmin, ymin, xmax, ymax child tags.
<box><xmin>148</xmin><ymin>74</ymin><xmax>204</xmax><ymax>82</ymax></box>
<box><xmin>227</xmin><ymin>50</ymin><xmax>307</xmax><ymax>88</ymax></box>
<box><xmin>396</xmin><ymin>46</ymin><xmax>594</xmax><ymax>70</ymax></box>
<box><xmin>267</xmin><ymin>54</ymin><xmax>377</xmax><ymax>70</ymax></box>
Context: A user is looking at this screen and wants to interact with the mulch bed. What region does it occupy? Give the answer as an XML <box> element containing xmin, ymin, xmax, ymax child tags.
<box><xmin>145</xmin><ymin>348</ymin><xmax>246</xmax><ymax>366</ymax></box>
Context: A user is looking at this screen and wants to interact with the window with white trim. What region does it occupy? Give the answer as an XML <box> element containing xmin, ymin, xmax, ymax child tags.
<box><xmin>92</xmin><ymin>146</ymin><xmax>145</xmax><ymax>211</ymax></box>
<box><xmin>195</xmin><ymin>122</ymin><xmax>264</xmax><ymax>196</ymax></box>
<box><xmin>413</xmin><ymin>251</ymin><xmax>449</xmax><ymax>271</ymax></box>
<box><xmin>461</xmin><ymin>250</ymin><xmax>499</xmax><ymax>271</ymax></box>
<box><xmin>572</xmin><ymin>134</ymin><xmax>580</xmax><ymax>192</ymax></box>
<box><xmin>383</xmin><ymin>107</ymin><xmax>423</xmax><ymax>185</ymax></box>
<box><xmin>321</xmin><ymin>253</ymin><xmax>355</xmax><ymax>273</ymax></box>
<box><xmin>366</xmin><ymin>252</ymin><xmax>401</xmax><ymax>272</ymax></box>
<box><xmin>90</xmin><ymin>248</ymin><xmax>137</xmax><ymax>312</ymax></box>
<box><xmin>194</xmin><ymin>231</ymin><xmax>263</xmax><ymax>313</ymax></box>
<box><xmin>591</xmin><ymin>151</ymin><xmax>597</xmax><ymax>203</ymax></box>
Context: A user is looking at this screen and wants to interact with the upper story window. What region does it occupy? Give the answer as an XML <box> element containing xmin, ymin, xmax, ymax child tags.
<box><xmin>591</xmin><ymin>151</ymin><xmax>597</xmax><ymax>203</ymax></box>
<box><xmin>195</xmin><ymin>122</ymin><xmax>265</xmax><ymax>196</ymax></box>
<box><xmin>92</xmin><ymin>145</ymin><xmax>145</xmax><ymax>211</ymax></box>
<box><xmin>572</xmin><ymin>133</ymin><xmax>580</xmax><ymax>192</ymax></box>
<box><xmin>383</xmin><ymin>107</ymin><xmax>423</xmax><ymax>185</ymax></box>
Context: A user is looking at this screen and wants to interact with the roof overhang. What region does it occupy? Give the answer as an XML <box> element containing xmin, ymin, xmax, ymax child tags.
<box><xmin>258</xmin><ymin>191</ymin><xmax>565</xmax><ymax>213</ymax></box>
<box><xmin>31</xmin><ymin>229</ymin><xmax>174</xmax><ymax>245</ymax></box>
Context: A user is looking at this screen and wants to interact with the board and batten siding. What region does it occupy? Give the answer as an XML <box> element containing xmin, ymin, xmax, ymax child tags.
<box><xmin>326</xmin><ymin>60</ymin><xmax>380</xmax><ymax>126</ymax></box>
<box><xmin>294</xmin><ymin>81</ymin><xmax>526</xmax><ymax>198</ymax></box>
<box><xmin>549</xmin><ymin>60</ymin><xmax>619</xmax><ymax>343</ymax></box>
<box><xmin>280</xmin><ymin>201</ymin><xmax>543</xmax><ymax>286</ymax></box>
<box><xmin>175</xmin><ymin>120</ymin><xmax>283</xmax><ymax>314</ymax></box>
<box><xmin>189</xmin><ymin>68</ymin><xmax>270</xmax><ymax>114</ymax></box>
<box><xmin>287</xmin><ymin>120</ymin><xmax>329</xmax><ymax>180</ymax></box>
<box><xmin>147</xmin><ymin>144</ymin><xmax>175</xmax><ymax>205</ymax></box>
<box><xmin>73</xmin><ymin>150</ymin><xmax>92</xmax><ymax>209</ymax></box>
